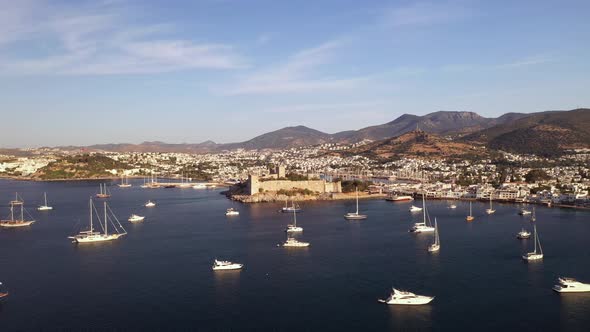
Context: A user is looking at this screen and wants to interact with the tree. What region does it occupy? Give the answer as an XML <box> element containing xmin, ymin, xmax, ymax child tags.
<box><xmin>524</xmin><ymin>169</ymin><xmax>550</xmax><ymax>183</ymax></box>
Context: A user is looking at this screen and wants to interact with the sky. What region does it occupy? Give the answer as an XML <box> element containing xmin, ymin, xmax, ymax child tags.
<box><xmin>0</xmin><ymin>0</ymin><xmax>589</xmax><ymax>148</ymax></box>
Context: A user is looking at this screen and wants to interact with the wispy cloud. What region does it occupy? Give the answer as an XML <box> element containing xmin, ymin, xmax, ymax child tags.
<box><xmin>441</xmin><ymin>54</ymin><xmax>556</xmax><ymax>73</ymax></box>
<box><xmin>382</xmin><ymin>1</ymin><xmax>471</xmax><ymax>27</ymax></box>
<box><xmin>264</xmin><ymin>101</ymin><xmax>390</xmax><ymax>114</ymax></box>
<box><xmin>223</xmin><ymin>40</ymin><xmax>369</xmax><ymax>95</ymax></box>
<box><xmin>0</xmin><ymin>1</ymin><xmax>245</xmax><ymax>75</ymax></box>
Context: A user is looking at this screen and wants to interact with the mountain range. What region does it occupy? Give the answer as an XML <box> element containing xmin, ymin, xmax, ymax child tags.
<box><xmin>66</xmin><ymin>108</ymin><xmax>588</xmax><ymax>156</ymax></box>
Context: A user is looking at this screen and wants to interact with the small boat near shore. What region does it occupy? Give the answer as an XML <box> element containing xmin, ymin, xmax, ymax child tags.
<box><xmin>378</xmin><ymin>288</ymin><xmax>434</xmax><ymax>305</ymax></box>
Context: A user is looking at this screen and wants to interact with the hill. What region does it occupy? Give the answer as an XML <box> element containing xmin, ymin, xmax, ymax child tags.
<box><xmin>464</xmin><ymin>108</ymin><xmax>590</xmax><ymax>156</ymax></box>
<box><xmin>32</xmin><ymin>154</ymin><xmax>130</xmax><ymax>180</ymax></box>
<box><xmin>220</xmin><ymin>125</ymin><xmax>333</xmax><ymax>150</ymax></box>
<box><xmin>342</xmin><ymin>130</ymin><xmax>483</xmax><ymax>160</ymax></box>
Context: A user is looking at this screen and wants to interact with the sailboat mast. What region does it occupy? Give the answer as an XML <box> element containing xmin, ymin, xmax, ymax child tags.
<box><xmin>89</xmin><ymin>198</ymin><xmax>93</xmax><ymax>233</ymax></box>
<box><xmin>356</xmin><ymin>187</ymin><xmax>359</xmax><ymax>214</ymax></box>
<box><xmin>20</xmin><ymin>202</ymin><xmax>23</xmax><ymax>221</ymax></box>
<box><xmin>10</xmin><ymin>203</ymin><xmax>13</xmax><ymax>221</ymax></box>
<box><xmin>422</xmin><ymin>193</ymin><xmax>426</xmax><ymax>224</ymax></box>
<box><xmin>44</xmin><ymin>192</ymin><xmax>47</xmax><ymax>206</ymax></box>
<box><xmin>104</xmin><ymin>202</ymin><xmax>108</xmax><ymax>236</ymax></box>
<box><xmin>293</xmin><ymin>204</ymin><xmax>297</xmax><ymax>227</ymax></box>
<box><xmin>533</xmin><ymin>225</ymin><xmax>537</xmax><ymax>253</ymax></box>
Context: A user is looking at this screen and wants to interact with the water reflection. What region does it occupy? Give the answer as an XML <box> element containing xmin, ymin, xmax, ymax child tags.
<box><xmin>387</xmin><ymin>303</ymin><xmax>433</xmax><ymax>330</ymax></box>
<box><xmin>213</xmin><ymin>269</ymin><xmax>241</xmax><ymax>306</ymax></box>
<box><xmin>559</xmin><ymin>293</ymin><xmax>590</xmax><ymax>330</ymax></box>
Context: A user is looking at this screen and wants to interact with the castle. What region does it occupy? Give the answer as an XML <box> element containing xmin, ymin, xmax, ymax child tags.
<box><xmin>245</xmin><ymin>166</ymin><xmax>342</xmax><ymax>195</ymax></box>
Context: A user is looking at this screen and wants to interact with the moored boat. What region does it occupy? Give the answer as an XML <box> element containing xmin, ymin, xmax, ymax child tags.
<box><xmin>378</xmin><ymin>288</ymin><xmax>434</xmax><ymax>305</ymax></box>
<box><xmin>212</xmin><ymin>259</ymin><xmax>243</xmax><ymax>270</ymax></box>
<box><xmin>553</xmin><ymin>277</ymin><xmax>590</xmax><ymax>293</ymax></box>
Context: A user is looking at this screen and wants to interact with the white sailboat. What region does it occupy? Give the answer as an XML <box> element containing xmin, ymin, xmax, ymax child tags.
<box><xmin>378</xmin><ymin>288</ymin><xmax>434</xmax><ymax>305</ymax></box>
<box><xmin>522</xmin><ymin>224</ymin><xmax>543</xmax><ymax>261</ymax></box>
<box><xmin>286</xmin><ymin>207</ymin><xmax>303</xmax><ymax>232</ymax></box>
<box><xmin>410</xmin><ymin>194</ymin><xmax>435</xmax><ymax>233</ymax></box>
<box><xmin>68</xmin><ymin>199</ymin><xmax>127</xmax><ymax>243</ymax></box>
<box><xmin>1</xmin><ymin>193</ymin><xmax>35</xmax><ymax>228</ymax></box>
<box><xmin>281</xmin><ymin>200</ymin><xmax>301</xmax><ymax>213</ymax></box>
<box><xmin>145</xmin><ymin>200</ymin><xmax>156</xmax><ymax>207</ymax></box>
<box><xmin>344</xmin><ymin>187</ymin><xmax>367</xmax><ymax>220</ymax></box>
<box><xmin>485</xmin><ymin>195</ymin><xmax>495</xmax><ymax>214</ymax></box>
<box><xmin>428</xmin><ymin>218</ymin><xmax>440</xmax><ymax>252</ymax></box>
<box><xmin>466</xmin><ymin>202</ymin><xmax>475</xmax><ymax>222</ymax></box>
<box><xmin>118</xmin><ymin>175</ymin><xmax>132</xmax><ymax>188</ymax></box>
<box><xmin>96</xmin><ymin>183</ymin><xmax>111</xmax><ymax>198</ymax></box>
<box><xmin>37</xmin><ymin>192</ymin><xmax>53</xmax><ymax>211</ymax></box>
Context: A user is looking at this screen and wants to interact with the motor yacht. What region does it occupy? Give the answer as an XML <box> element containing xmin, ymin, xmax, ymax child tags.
<box><xmin>225</xmin><ymin>208</ymin><xmax>239</xmax><ymax>216</ymax></box>
<box><xmin>386</xmin><ymin>195</ymin><xmax>414</xmax><ymax>202</ymax></box>
<box><xmin>378</xmin><ymin>288</ymin><xmax>434</xmax><ymax>305</ymax></box>
<box><xmin>128</xmin><ymin>214</ymin><xmax>145</xmax><ymax>222</ymax></box>
<box><xmin>193</xmin><ymin>183</ymin><xmax>207</xmax><ymax>189</ymax></box>
<box><xmin>517</xmin><ymin>228</ymin><xmax>531</xmax><ymax>239</ymax></box>
<box><xmin>553</xmin><ymin>277</ymin><xmax>590</xmax><ymax>293</ymax></box>
<box><xmin>409</xmin><ymin>205</ymin><xmax>423</xmax><ymax>212</ymax></box>
<box><xmin>519</xmin><ymin>209</ymin><xmax>532</xmax><ymax>216</ymax></box>
<box><xmin>449</xmin><ymin>204</ymin><xmax>457</xmax><ymax>209</ymax></box>
<box><xmin>283</xmin><ymin>237</ymin><xmax>310</xmax><ymax>247</ymax></box>
<box><xmin>145</xmin><ymin>200</ymin><xmax>156</xmax><ymax>207</ymax></box>
<box><xmin>212</xmin><ymin>259</ymin><xmax>243</xmax><ymax>271</ymax></box>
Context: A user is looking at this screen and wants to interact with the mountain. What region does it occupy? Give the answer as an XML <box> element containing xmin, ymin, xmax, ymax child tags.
<box><xmin>220</xmin><ymin>125</ymin><xmax>333</xmax><ymax>150</ymax></box>
<box><xmin>340</xmin><ymin>129</ymin><xmax>482</xmax><ymax>159</ymax></box>
<box><xmin>333</xmin><ymin>111</ymin><xmax>527</xmax><ymax>142</ymax></box>
<box><xmin>464</xmin><ymin>108</ymin><xmax>590</xmax><ymax>156</ymax></box>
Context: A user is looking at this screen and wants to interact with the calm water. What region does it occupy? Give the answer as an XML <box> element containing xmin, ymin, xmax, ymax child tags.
<box><xmin>0</xmin><ymin>179</ymin><xmax>589</xmax><ymax>331</ymax></box>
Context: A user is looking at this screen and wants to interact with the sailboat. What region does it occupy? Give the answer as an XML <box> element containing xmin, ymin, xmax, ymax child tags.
<box><xmin>466</xmin><ymin>202</ymin><xmax>475</xmax><ymax>222</ymax></box>
<box><xmin>118</xmin><ymin>175</ymin><xmax>132</xmax><ymax>188</ymax></box>
<box><xmin>410</xmin><ymin>194</ymin><xmax>435</xmax><ymax>233</ymax></box>
<box><xmin>428</xmin><ymin>218</ymin><xmax>440</xmax><ymax>252</ymax></box>
<box><xmin>485</xmin><ymin>195</ymin><xmax>495</xmax><ymax>214</ymax></box>
<box><xmin>179</xmin><ymin>172</ymin><xmax>192</xmax><ymax>188</ymax></box>
<box><xmin>37</xmin><ymin>192</ymin><xmax>53</xmax><ymax>211</ymax></box>
<box><xmin>344</xmin><ymin>187</ymin><xmax>367</xmax><ymax>220</ymax></box>
<box><xmin>96</xmin><ymin>183</ymin><xmax>111</xmax><ymax>198</ymax></box>
<box><xmin>281</xmin><ymin>200</ymin><xmax>301</xmax><ymax>213</ymax></box>
<box><xmin>286</xmin><ymin>206</ymin><xmax>303</xmax><ymax>232</ymax></box>
<box><xmin>531</xmin><ymin>206</ymin><xmax>536</xmax><ymax>222</ymax></box>
<box><xmin>1</xmin><ymin>193</ymin><xmax>35</xmax><ymax>227</ymax></box>
<box><xmin>522</xmin><ymin>224</ymin><xmax>543</xmax><ymax>261</ymax></box>
<box><xmin>68</xmin><ymin>198</ymin><xmax>127</xmax><ymax>243</ymax></box>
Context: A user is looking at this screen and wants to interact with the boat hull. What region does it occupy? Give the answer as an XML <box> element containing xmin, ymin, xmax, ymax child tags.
<box><xmin>344</xmin><ymin>213</ymin><xmax>367</xmax><ymax>220</ymax></box>
<box><xmin>0</xmin><ymin>220</ymin><xmax>35</xmax><ymax>227</ymax></box>
<box><xmin>71</xmin><ymin>234</ymin><xmax>124</xmax><ymax>243</ymax></box>
<box><xmin>522</xmin><ymin>253</ymin><xmax>543</xmax><ymax>261</ymax></box>
<box><xmin>37</xmin><ymin>206</ymin><xmax>53</xmax><ymax>211</ymax></box>
<box><xmin>428</xmin><ymin>244</ymin><xmax>440</xmax><ymax>252</ymax></box>
<box><xmin>212</xmin><ymin>264</ymin><xmax>243</xmax><ymax>271</ymax></box>
<box><xmin>379</xmin><ymin>296</ymin><xmax>435</xmax><ymax>305</ymax></box>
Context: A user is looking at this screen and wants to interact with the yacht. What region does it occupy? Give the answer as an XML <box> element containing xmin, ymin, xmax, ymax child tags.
<box><xmin>378</xmin><ymin>288</ymin><xmax>434</xmax><ymax>305</ymax></box>
<box><xmin>281</xmin><ymin>200</ymin><xmax>301</xmax><ymax>213</ymax></box>
<box><xmin>485</xmin><ymin>196</ymin><xmax>496</xmax><ymax>214</ymax></box>
<box><xmin>193</xmin><ymin>183</ymin><xmax>207</xmax><ymax>189</ymax></box>
<box><xmin>517</xmin><ymin>228</ymin><xmax>531</xmax><ymax>239</ymax></box>
<box><xmin>344</xmin><ymin>187</ymin><xmax>367</xmax><ymax>220</ymax></box>
<box><xmin>0</xmin><ymin>282</ymin><xmax>8</xmax><ymax>301</ymax></box>
<box><xmin>128</xmin><ymin>214</ymin><xmax>145</xmax><ymax>222</ymax></box>
<box><xmin>410</xmin><ymin>194</ymin><xmax>435</xmax><ymax>233</ymax></box>
<box><xmin>96</xmin><ymin>183</ymin><xmax>111</xmax><ymax>198</ymax></box>
<box><xmin>1</xmin><ymin>193</ymin><xmax>35</xmax><ymax>228</ymax></box>
<box><xmin>212</xmin><ymin>259</ymin><xmax>243</xmax><ymax>271</ymax></box>
<box><xmin>283</xmin><ymin>237</ymin><xmax>310</xmax><ymax>247</ymax></box>
<box><xmin>286</xmin><ymin>208</ymin><xmax>303</xmax><ymax>232</ymax></box>
<box><xmin>225</xmin><ymin>208</ymin><xmax>239</xmax><ymax>216</ymax></box>
<box><xmin>145</xmin><ymin>200</ymin><xmax>156</xmax><ymax>207</ymax></box>
<box><xmin>409</xmin><ymin>205</ymin><xmax>423</xmax><ymax>212</ymax></box>
<box><xmin>118</xmin><ymin>175</ymin><xmax>132</xmax><ymax>188</ymax></box>
<box><xmin>386</xmin><ymin>195</ymin><xmax>414</xmax><ymax>202</ymax></box>
<box><xmin>522</xmin><ymin>225</ymin><xmax>543</xmax><ymax>261</ymax></box>
<box><xmin>553</xmin><ymin>277</ymin><xmax>590</xmax><ymax>293</ymax></box>
<box><xmin>466</xmin><ymin>202</ymin><xmax>475</xmax><ymax>222</ymax></box>
<box><xmin>428</xmin><ymin>218</ymin><xmax>440</xmax><ymax>253</ymax></box>
<box><xmin>519</xmin><ymin>208</ymin><xmax>532</xmax><ymax>216</ymax></box>
<box><xmin>37</xmin><ymin>192</ymin><xmax>53</xmax><ymax>211</ymax></box>
<box><xmin>449</xmin><ymin>204</ymin><xmax>457</xmax><ymax>209</ymax></box>
<box><xmin>68</xmin><ymin>199</ymin><xmax>127</xmax><ymax>243</ymax></box>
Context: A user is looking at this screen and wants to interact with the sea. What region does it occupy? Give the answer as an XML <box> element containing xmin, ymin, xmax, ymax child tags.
<box><xmin>0</xmin><ymin>179</ymin><xmax>589</xmax><ymax>331</ymax></box>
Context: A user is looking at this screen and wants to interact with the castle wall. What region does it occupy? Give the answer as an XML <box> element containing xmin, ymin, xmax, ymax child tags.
<box><xmin>247</xmin><ymin>175</ymin><xmax>341</xmax><ymax>195</ymax></box>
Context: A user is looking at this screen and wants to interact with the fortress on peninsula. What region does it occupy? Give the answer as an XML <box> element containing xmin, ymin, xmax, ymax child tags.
<box><xmin>245</xmin><ymin>165</ymin><xmax>342</xmax><ymax>196</ymax></box>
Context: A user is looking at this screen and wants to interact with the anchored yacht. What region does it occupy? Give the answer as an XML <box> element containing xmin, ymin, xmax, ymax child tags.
<box><xmin>212</xmin><ymin>259</ymin><xmax>243</xmax><ymax>271</ymax></box>
<box><xmin>449</xmin><ymin>204</ymin><xmax>457</xmax><ymax>209</ymax></box>
<box><xmin>519</xmin><ymin>208</ymin><xmax>532</xmax><ymax>216</ymax></box>
<box><xmin>378</xmin><ymin>288</ymin><xmax>434</xmax><ymax>305</ymax></box>
<box><xmin>69</xmin><ymin>199</ymin><xmax>127</xmax><ymax>243</ymax></box>
<box><xmin>522</xmin><ymin>225</ymin><xmax>543</xmax><ymax>261</ymax></box>
<box><xmin>410</xmin><ymin>194</ymin><xmax>435</xmax><ymax>233</ymax></box>
<box><xmin>145</xmin><ymin>200</ymin><xmax>156</xmax><ymax>207</ymax></box>
<box><xmin>409</xmin><ymin>205</ymin><xmax>423</xmax><ymax>212</ymax></box>
<box><xmin>283</xmin><ymin>237</ymin><xmax>310</xmax><ymax>247</ymax></box>
<box><xmin>128</xmin><ymin>214</ymin><xmax>145</xmax><ymax>222</ymax></box>
<box><xmin>281</xmin><ymin>200</ymin><xmax>301</xmax><ymax>213</ymax></box>
<box><xmin>344</xmin><ymin>187</ymin><xmax>367</xmax><ymax>220</ymax></box>
<box><xmin>466</xmin><ymin>202</ymin><xmax>475</xmax><ymax>222</ymax></box>
<box><xmin>96</xmin><ymin>183</ymin><xmax>111</xmax><ymax>198</ymax></box>
<box><xmin>286</xmin><ymin>208</ymin><xmax>303</xmax><ymax>232</ymax></box>
<box><xmin>37</xmin><ymin>192</ymin><xmax>53</xmax><ymax>211</ymax></box>
<box><xmin>225</xmin><ymin>208</ymin><xmax>239</xmax><ymax>216</ymax></box>
<box><xmin>1</xmin><ymin>193</ymin><xmax>35</xmax><ymax>228</ymax></box>
<box><xmin>517</xmin><ymin>228</ymin><xmax>531</xmax><ymax>239</ymax></box>
<box><xmin>428</xmin><ymin>218</ymin><xmax>440</xmax><ymax>252</ymax></box>
<box><xmin>553</xmin><ymin>277</ymin><xmax>590</xmax><ymax>293</ymax></box>
<box><xmin>485</xmin><ymin>196</ymin><xmax>496</xmax><ymax>214</ymax></box>
<box><xmin>386</xmin><ymin>195</ymin><xmax>413</xmax><ymax>202</ymax></box>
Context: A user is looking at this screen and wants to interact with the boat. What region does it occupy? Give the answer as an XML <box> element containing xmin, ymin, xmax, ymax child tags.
<box><xmin>1</xmin><ymin>193</ymin><xmax>35</xmax><ymax>228</ymax></box>
<box><xmin>516</xmin><ymin>228</ymin><xmax>531</xmax><ymax>239</ymax></box>
<box><xmin>553</xmin><ymin>277</ymin><xmax>590</xmax><ymax>293</ymax></box>
<box><xmin>178</xmin><ymin>173</ymin><xmax>192</xmax><ymax>188</ymax></box>
<box><xmin>378</xmin><ymin>288</ymin><xmax>434</xmax><ymax>305</ymax></box>
<box><xmin>118</xmin><ymin>175</ymin><xmax>132</xmax><ymax>188</ymax></box>
<box><xmin>386</xmin><ymin>195</ymin><xmax>414</xmax><ymax>202</ymax></box>
<box><xmin>193</xmin><ymin>183</ymin><xmax>207</xmax><ymax>189</ymax></box>
<box><xmin>164</xmin><ymin>185</ymin><xmax>176</xmax><ymax>189</ymax></box>
<box><xmin>212</xmin><ymin>259</ymin><xmax>243</xmax><ymax>271</ymax></box>
<box><xmin>344</xmin><ymin>187</ymin><xmax>367</xmax><ymax>220</ymax></box>
<box><xmin>428</xmin><ymin>218</ymin><xmax>440</xmax><ymax>252</ymax></box>
<box><xmin>522</xmin><ymin>224</ymin><xmax>543</xmax><ymax>261</ymax></box>
<box><xmin>409</xmin><ymin>205</ymin><xmax>423</xmax><ymax>212</ymax></box>
<box><xmin>466</xmin><ymin>202</ymin><xmax>475</xmax><ymax>222</ymax></box>
<box><xmin>283</xmin><ymin>237</ymin><xmax>310</xmax><ymax>247</ymax></box>
<box><xmin>286</xmin><ymin>207</ymin><xmax>303</xmax><ymax>232</ymax></box>
<box><xmin>145</xmin><ymin>200</ymin><xmax>156</xmax><ymax>207</ymax></box>
<box><xmin>519</xmin><ymin>208</ymin><xmax>532</xmax><ymax>216</ymax></box>
<box><xmin>281</xmin><ymin>200</ymin><xmax>301</xmax><ymax>213</ymax></box>
<box><xmin>225</xmin><ymin>208</ymin><xmax>239</xmax><ymax>216</ymax></box>
<box><xmin>410</xmin><ymin>194</ymin><xmax>435</xmax><ymax>233</ymax></box>
<box><xmin>485</xmin><ymin>195</ymin><xmax>495</xmax><ymax>214</ymax></box>
<box><xmin>531</xmin><ymin>206</ymin><xmax>536</xmax><ymax>222</ymax></box>
<box><xmin>68</xmin><ymin>199</ymin><xmax>127</xmax><ymax>243</ymax></box>
<box><xmin>128</xmin><ymin>214</ymin><xmax>145</xmax><ymax>222</ymax></box>
<box><xmin>37</xmin><ymin>192</ymin><xmax>53</xmax><ymax>211</ymax></box>
<box><xmin>0</xmin><ymin>282</ymin><xmax>8</xmax><ymax>301</ymax></box>
<box><xmin>449</xmin><ymin>204</ymin><xmax>457</xmax><ymax>209</ymax></box>
<box><xmin>96</xmin><ymin>183</ymin><xmax>111</xmax><ymax>198</ymax></box>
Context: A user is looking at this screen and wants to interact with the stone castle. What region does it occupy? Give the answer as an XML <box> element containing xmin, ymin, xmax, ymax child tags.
<box><xmin>246</xmin><ymin>166</ymin><xmax>342</xmax><ymax>195</ymax></box>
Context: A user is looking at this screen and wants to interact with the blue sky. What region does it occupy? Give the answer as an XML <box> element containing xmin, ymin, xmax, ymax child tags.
<box><xmin>0</xmin><ymin>0</ymin><xmax>589</xmax><ymax>147</ymax></box>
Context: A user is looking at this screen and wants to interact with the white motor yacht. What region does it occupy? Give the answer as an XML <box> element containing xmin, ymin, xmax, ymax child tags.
<box><xmin>553</xmin><ymin>277</ymin><xmax>590</xmax><ymax>293</ymax></box>
<box><xmin>519</xmin><ymin>208</ymin><xmax>532</xmax><ymax>216</ymax></box>
<box><xmin>378</xmin><ymin>288</ymin><xmax>434</xmax><ymax>305</ymax></box>
<box><xmin>225</xmin><ymin>208</ymin><xmax>239</xmax><ymax>216</ymax></box>
<box><xmin>517</xmin><ymin>228</ymin><xmax>531</xmax><ymax>239</ymax></box>
<box><xmin>409</xmin><ymin>205</ymin><xmax>423</xmax><ymax>212</ymax></box>
<box><xmin>386</xmin><ymin>195</ymin><xmax>414</xmax><ymax>202</ymax></box>
<box><xmin>283</xmin><ymin>237</ymin><xmax>310</xmax><ymax>247</ymax></box>
<box><xmin>212</xmin><ymin>259</ymin><xmax>243</xmax><ymax>271</ymax></box>
<box><xmin>128</xmin><ymin>214</ymin><xmax>145</xmax><ymax>222</ymax></box>
<box><xmin>449</xmin><ymin>204</ymin><xmax>457</xmax><ymax>209</ymax></box>
<box><xmin>145</xmin><ymin>200</ymin><xmax>156</xmax><ymax>207</ymax></box>
<box><xmin>193</xmin><ymin>183</ymin><xmax>207</xmax><ymax>189</ymax></box>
